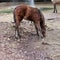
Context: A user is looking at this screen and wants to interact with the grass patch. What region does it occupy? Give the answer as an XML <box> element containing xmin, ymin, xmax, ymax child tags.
<box><xmin>0</xmin><ymin>7</ymin><xmax>53</xmax><ymax>13</ymax></box>
<box><xmin>0</xmin><ymin>9</ymin><xmax>13</xmax><ymax>13</ymax></box>
<box><xmin>40</xmin><ymin>7</ymin><xmax>53</xmax><ymax>11</ymax></box>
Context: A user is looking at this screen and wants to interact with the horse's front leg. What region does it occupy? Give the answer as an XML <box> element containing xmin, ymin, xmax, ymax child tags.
<box><xmin>15</xmin><ymin>16</ymin><xmax>21</xmax><ymax>39</ymax></box>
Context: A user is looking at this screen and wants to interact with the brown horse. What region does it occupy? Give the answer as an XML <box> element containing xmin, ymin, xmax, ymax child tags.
<box><xmin>13</xmin><ymin>4</ymin><xmax>46</xmax><ymax>38</ymax></box>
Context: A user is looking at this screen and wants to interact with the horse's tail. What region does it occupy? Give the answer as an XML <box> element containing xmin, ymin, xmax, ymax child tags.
<box><xmin>38</xmin><ymin>9</ymin><xmax>45</xmax><ymax>25</ymax></box>
<box><xmin>13</xmin><ymin>9</ymin><xmax>16</xmax><ymax>23</ymax></box>
<box><xmin>38</xmin><ymin>9</ymin><xmax>46</xmax><ymax>37</ymax></box>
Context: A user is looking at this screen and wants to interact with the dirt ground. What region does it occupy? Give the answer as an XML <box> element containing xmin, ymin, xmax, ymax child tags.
<box><xmin>0</xmin><ymin>3</ymin><xmax>60</xmax><ymax>60</ymax></box>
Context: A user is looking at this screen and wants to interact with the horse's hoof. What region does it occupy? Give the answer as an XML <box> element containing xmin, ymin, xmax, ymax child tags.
<box><xmin>15</xmin><ymin>37</ymin><xmax>21</xmax><ymax>39</ymax></box>
<box><xmin>15</xmin><ymin>37</ymin><xmax>18</xmax><ymax>39</ymax></box>
<box><xmin>15</xmin><ymin>35</ymin><xmax>21</xmax><ymax>39</ymax></box>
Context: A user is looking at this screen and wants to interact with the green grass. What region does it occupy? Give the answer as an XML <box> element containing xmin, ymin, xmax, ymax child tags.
<box><xmin>0</xmin><ymin>9</ymin><xmax>13</xmax><ymax>13</ymax></box>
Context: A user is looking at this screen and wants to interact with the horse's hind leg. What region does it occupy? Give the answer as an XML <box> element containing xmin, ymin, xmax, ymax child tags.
<box><xmin>53</xmin><ymin>3</ymin><xmax>57</xmax><ymax>13</ymax></box>
<box><xmin>34</xmin><ymin>23</ymin><xmax>39</xmax><ymax>36</ymax></box>
<box><xmin>34</xmin><ymin>21</ymin><xmax>43</xmax><ymax>38</ymax></box>
<box><xmin>40</xmin><ymin>18</ymin><xmax>46</xmax><ymax>38</ymax></box>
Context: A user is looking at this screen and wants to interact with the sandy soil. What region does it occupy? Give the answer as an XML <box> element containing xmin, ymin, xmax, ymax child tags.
<box><xmin>0</xmin><ymin>4</ymin><xmax>60</xmax><ymax>60</ymax></box>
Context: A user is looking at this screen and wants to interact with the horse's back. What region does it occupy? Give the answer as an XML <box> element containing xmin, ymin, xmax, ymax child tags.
<box><xmin>14</xmin><ymin>4</ymin><xmax>42</xmax><ymax>21</ymax></box>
